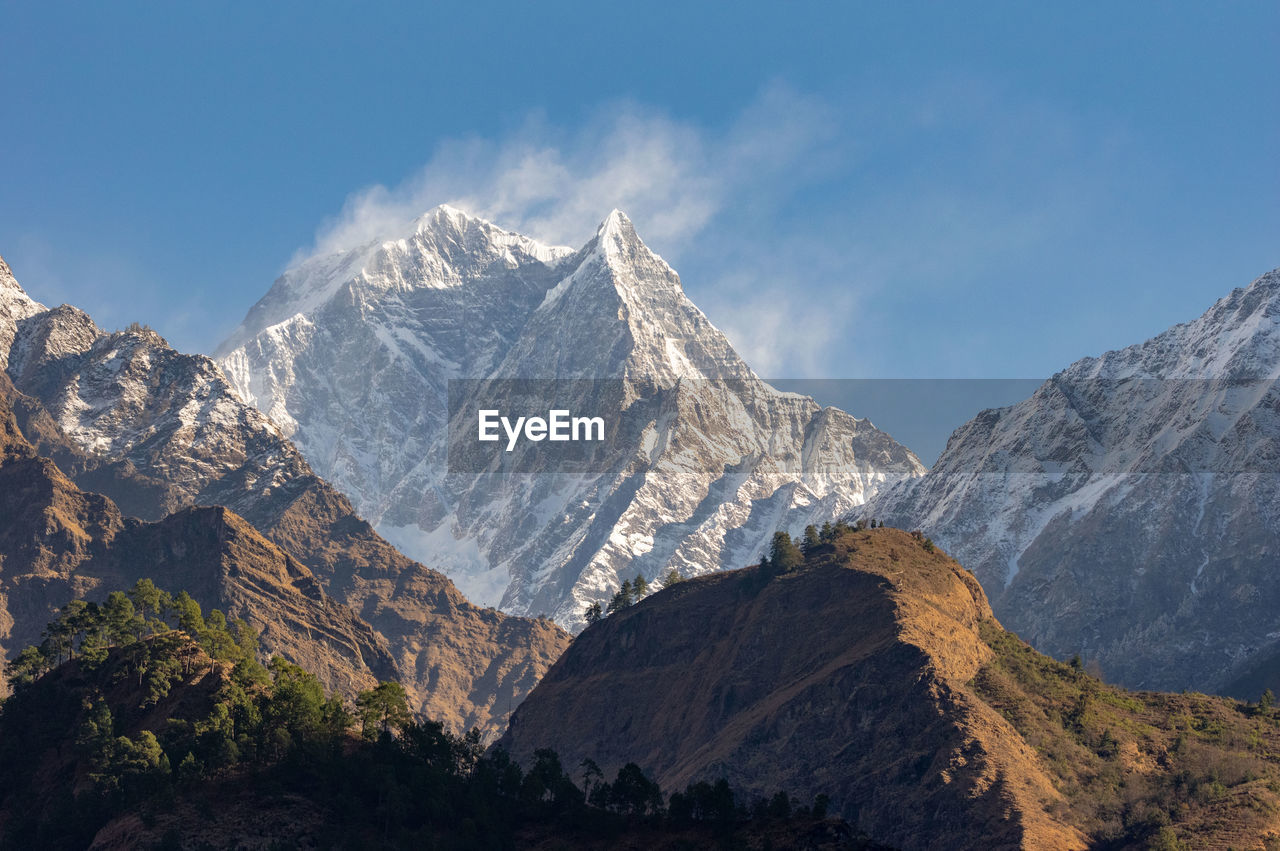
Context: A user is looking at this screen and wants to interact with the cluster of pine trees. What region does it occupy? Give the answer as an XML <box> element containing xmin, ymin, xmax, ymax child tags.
<box><xmin>7</xmin><ymin>580</ymin><xmax>258</xmax><ymax>702</ymax></box>
<box><xmin>759</xmin><ymin>521</ymin><xmax>853</xmax><ymax>573</ymax></box>
<box><xmin>583</xmin><ymin>568</ymin><xmax>685</xmax><ymax>625</ymax></box>
<box><xmin>0</xmin><ymin>581</ymin><xmax>417</xmax><ymax>846</ymax></box>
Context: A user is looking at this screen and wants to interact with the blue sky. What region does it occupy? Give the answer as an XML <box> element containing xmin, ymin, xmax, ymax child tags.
<box><xmin>3</xmin><ymin>2</ymin><xmax>1276</xmax><ymax>391</ymax></box>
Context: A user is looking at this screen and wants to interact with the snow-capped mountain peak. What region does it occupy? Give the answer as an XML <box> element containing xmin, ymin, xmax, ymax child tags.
<box><xmin>590</xmin><ymin>208</ymin><xmax>676</xmax><ymax>280</ymax></box>
<box><xmin>413</xmin><ymin>202</ymin><xmax>471</xmax><ymax>229</ymax></box>
<box><xmin>404</xmin><ymin>203</ymin><xmax>573</xmax><ymax>270</ymax></box>
<box><xmin>219</xmin><ymin>210</ymin><xmax>924</xmax><ymax>626</ymax></box>
<box><xmin>217</xmin><ymin>205</ymin><xmax>573</xmax><ymax>357</ymax></box>
<box><xmin>501</xmin><ymin>210</ymin><xmax>747</xmax><ymax>385</ymax></box>
<box><xmin>0</xmin><ymin>256</ymin><xmax>21</xmax><ymax>291</ymax></box>
<box><xmin>0</xmin><ymin>256</ymin><xmax>40</xmax><ymax>307</ymax></box>
<box><xmin>595</xmin><ymin>208</ymin><xmax>645</xmax><ymax>254</ymax></box>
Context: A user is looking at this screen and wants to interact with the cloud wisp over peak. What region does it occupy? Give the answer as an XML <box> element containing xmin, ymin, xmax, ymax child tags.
<box><xmin>300</xmin><ymin>83</ymin><xmax>834</xmax><ymax>262</ymax></box>
<box><xmin>290</xmin><ymin>77</ymin><xmax>1132</xmax><ymax>379</ymax></box>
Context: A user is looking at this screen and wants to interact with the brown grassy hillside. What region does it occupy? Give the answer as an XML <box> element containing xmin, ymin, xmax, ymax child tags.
<box><xmin>499</xmin><ymin>527</ymin><xmax>1280</xmax><ymax>849</ymax></box>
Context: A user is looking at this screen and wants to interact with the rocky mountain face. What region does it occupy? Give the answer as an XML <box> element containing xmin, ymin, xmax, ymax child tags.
<box><xmin>869</xmin><ymin>268</ymin><xmax>1280</xmax><ymax>696</ymax></box>
<box><xmin>0</xmin><ymin>256</ymin><xmax>568</xmax><ymax>737</ymax></box>
<box><xmin>0</xmin><ymin>377</ymin><xmax>395</xmax><ymax>698</ymax></box>
<box><xmin>218</xmin><ymin>206</ymin><xmax>924</xmax><ymax>627</ymax></box>
<box><xmin>497</xmin><ymin>527</ymin><xmax>1280</xmax><ymax>850</ymax></box>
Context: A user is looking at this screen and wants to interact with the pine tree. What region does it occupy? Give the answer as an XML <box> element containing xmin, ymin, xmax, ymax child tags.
<box><xmin>607</xmin><ymin>581</ymin><xmax>634</xmax><ymax>614</ymax></box>
<box><xmin>584</xmin><ymin>601</ymin><xmax>603</xmax><ymax>625</ymax></box>
<box><xmin>5</xmin><ymin>645</ymin><xmax>47</xmax><ymax>689</ymax></box>
<box><xmin>356</xmin><ymin>681</ymin><xmax>412</xmax><ymax>738</ymax></box>
<box><xmin>56</xmin><ymin>600</ymin><xmax>90</xmax><ymax>660</ymax></box>
<box><xmin>42</xmin><ymin>604</ymin><xmax>76</xmax><ymax>665</ymax></box>
<box><xmin>77</xmin><ymin>602</ymin><xmax>109</xmax><ymax>666</ymax></box>
<box><xmin>104</xmin><ymin>591</ymin><xmax>139</xmax><ymax>647</ymax></box>
<box><xmin>769</xmin><ymin>531</ymin><xmax>803</xmax><ymax>573</ymax></box>
<box><xmin>76</xmin><ymin>696</ymin><xmax>116</xmax><ymax>763</ymax></box>
<box><xmin>802</xmin><ymin>525</ymin><xmax>820</xmax><ymax>554</ymax></box>
<box><xmin>129</xmin><ymin>578</ymin><xmax>164</xmax><ymax>624</ymax></box>
<box><xmin>632</xmin><ymin>574</ymin><xmax>648</xmax><ymax>599</ymax></box>
<box><xmin>172</xmin><ymin>592</ymin><xmax>205</xmax><ymax>636</ymax></box>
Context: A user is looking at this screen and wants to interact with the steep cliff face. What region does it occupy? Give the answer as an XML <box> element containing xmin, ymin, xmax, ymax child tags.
<box><xmin>0</xmin><ymin>257</ymin><xmax>569</xmax><ymax>736</ymax></box>
<box><xmin>218</xmin><ymin>207</ymin><xmax>924</xmax><ymax>626</ymax></box>
<box><xmin>869</xmin><ymin>267</ymin><xmax>1280</xmax><ymax>695</ymax></box>
<box><xmin>498</xmin><ymin>528</ymin><xmax>1280</xmax><ymax>850</ymax></box>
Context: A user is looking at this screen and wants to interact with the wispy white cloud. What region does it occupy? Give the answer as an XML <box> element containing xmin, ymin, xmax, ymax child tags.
<box><xmin>296</xmin><ymin>83</ymin><xmax>844</xmax><ymax>375</ymax></box>
<box><xmin>300</xmin><ymin>82</ymin><xmax>834</xmax><ymax>259</ymax></box>
<box><xmin>703</xmin><ymin>276</ymin><xmax>857</xmax><ymax>377</ymax></box>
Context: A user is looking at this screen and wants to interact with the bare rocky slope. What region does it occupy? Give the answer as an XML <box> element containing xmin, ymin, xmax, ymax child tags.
<box><xmin>218</xmin><ymin>207</ymin><xmax>924</xmax><ymax>627</ymax></box>
<box><xmin>0</xmin><ymin>254</ymin><xmax>568</xmax><ymax>736</ymax></box>
<box><xmin>867</xmin><ymin>267</ymin><xmax>1280</xmax><ymax>697</ymax></box>
<box><xmin>498</xmin><ymin>527</ymin><xmax>1280</xmax><ymax>849</ymax></box>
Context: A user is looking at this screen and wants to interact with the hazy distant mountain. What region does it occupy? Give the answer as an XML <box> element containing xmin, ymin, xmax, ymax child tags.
<box><xmin>218</xmin><ymin>207</ymin><xmax>923</xmax><ymax>627</ymax></box>
<box><xmin>0</xmin><ymin>254</ymin><xmax>567</xmax><ymax>737</ymax></box>
<box><xmin>869</xmin><ymin>268</ymin><xmax>1280</xmax><ymax>695</ymax></box>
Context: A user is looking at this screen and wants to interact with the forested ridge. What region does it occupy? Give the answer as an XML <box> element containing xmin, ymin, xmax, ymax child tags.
<box><xmin>0</xmin><ymin>581</ymin><xmax>865</xmax><ymax>849</ymax></box>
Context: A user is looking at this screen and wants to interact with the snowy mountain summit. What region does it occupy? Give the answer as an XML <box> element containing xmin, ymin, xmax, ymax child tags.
<box><xmin>219</xmin><ymin>206</ymin><xmax>924</xmax><ymax>626</ymax></box>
